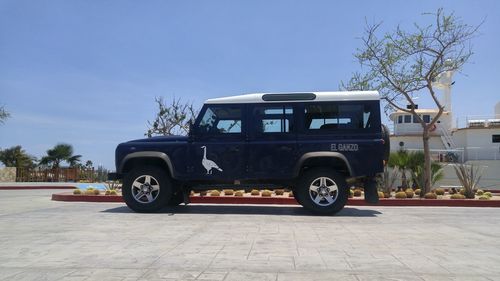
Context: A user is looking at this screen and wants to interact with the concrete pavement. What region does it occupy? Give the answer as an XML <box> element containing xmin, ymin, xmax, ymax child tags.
<box><xmin>1</xmin><ymin>189</ymin><xmax>500</xmax><ymax>281</ymax></box>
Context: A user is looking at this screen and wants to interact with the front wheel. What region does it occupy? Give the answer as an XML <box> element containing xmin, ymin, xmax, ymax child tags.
<box><xmin>295</xmin><ymin>168</ymin><xmax>348</xmax><ymax>215</ymax></box>
<box><xmin>122</xmin><ymin>166</ymin><xmax>172</xmax><ymax>212</ymax></box>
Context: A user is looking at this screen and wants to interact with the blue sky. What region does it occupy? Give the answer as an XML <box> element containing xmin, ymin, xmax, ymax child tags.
<box><xmin>1</xmin><ymin>0</ymin><xmax>499</xmax><ymax>169</ymax></box>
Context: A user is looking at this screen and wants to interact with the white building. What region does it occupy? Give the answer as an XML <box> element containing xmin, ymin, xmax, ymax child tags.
<box><xmin>387</xmin><ymin>68</ymin><xmax>500</xmax><ymax>189</ymax></box>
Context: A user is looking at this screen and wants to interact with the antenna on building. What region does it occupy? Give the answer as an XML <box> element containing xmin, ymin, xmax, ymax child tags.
<box><xmin>432</xmin><ymin>59</ymin><xmax>456</xmax><ymax>130</ymax></box>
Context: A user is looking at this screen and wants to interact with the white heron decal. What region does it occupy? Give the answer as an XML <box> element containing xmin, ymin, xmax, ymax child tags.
<box><xmin>201</xmin><ymin>146</ymin><xmax>223</xmax><ymax>174</ymax></box>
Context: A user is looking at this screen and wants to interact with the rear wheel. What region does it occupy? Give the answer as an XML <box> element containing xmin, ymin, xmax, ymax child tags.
<box><xmin>122</xmin><ymin>166</ymin><xmax>172</xmax><ymax>212</ymax></box>
<box><xmin>295</xmin><ymin>168</ymin><xmax>348</xmax><ymax>215</ymax></box>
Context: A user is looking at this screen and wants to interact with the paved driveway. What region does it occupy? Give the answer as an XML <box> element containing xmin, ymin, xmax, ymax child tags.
<box><xmin>1</xmin><ymin>190</ymin><xmax>499</xmax><ymax>281</ymax></box>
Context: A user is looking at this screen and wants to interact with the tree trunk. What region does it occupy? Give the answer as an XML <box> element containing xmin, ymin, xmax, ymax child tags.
<box><xmin>422</xmin><ymin>129</ymin><xmax>432</xmax><ymax>196</ymax></box>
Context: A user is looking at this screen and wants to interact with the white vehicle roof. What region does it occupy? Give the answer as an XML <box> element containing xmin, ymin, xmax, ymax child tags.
<box><xmin>205</xmin><ymin>91</ymin><xmax>379</xmax><ymax>104</ymax></box>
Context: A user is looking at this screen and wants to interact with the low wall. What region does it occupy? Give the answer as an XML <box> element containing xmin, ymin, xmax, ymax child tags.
<box><xmin>0</xmin><ymin>167</ymin><xmax>16</xmax><ymax>182</ymax></box>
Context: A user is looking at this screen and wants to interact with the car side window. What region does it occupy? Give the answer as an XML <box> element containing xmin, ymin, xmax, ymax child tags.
<box><xmin>305</xmin><ymin>102</ymin><xmax>373</xmax><ymax>131</ymax></box>
<box><xmin>197</xmin><ymin>106</ymin><xmax>242</xmax><ymax>134</ymax></box>
<box><xmin>253</xmin><ymin>105</ymin><xmax>293</xmax><ymax>133</ymax></box>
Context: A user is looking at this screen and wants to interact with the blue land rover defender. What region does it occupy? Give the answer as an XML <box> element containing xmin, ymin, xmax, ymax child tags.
<box><xmin>110</xmin><ymin>91</ymin><xmax>390</xmax><ymax>215</ymax></box>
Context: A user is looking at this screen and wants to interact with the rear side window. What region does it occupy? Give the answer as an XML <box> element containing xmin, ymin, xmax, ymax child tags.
<box><xmin>253</xmin><ymin>105</ymin><xmax>293</xmax><ymax>133</ymax></box>
<box><xmin>305</xmin><ymin>103</ymin><xmax>374</xmax><ymax>130</ymax></box>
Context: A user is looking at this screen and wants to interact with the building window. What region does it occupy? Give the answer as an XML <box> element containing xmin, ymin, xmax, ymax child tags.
<box><xmin>398</xmin><ymin>116</ymin><xmax>403</xmax><ymax>124</ymax></box>
<box><xmin>404</xmin><ymin>115</ymin><xmax>411</xmax><ymax>123</ymax></box>
<box><xmin>413</xmin><ymin>115</ymin><xmax>420</xmax><ymax>123</ymax></box>
<box><xmin>493</xmin><ymin>135</ymin><xmax>500</xmax><ymax>143</ymax></box>
<box><xmin>423</xmin><ymin>115</ymin><xmax>431</xmax><ymax>123</ymax></box>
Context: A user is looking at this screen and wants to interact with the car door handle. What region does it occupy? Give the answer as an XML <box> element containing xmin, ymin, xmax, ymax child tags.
<box><xmin>229</xmin><ymin>147</ymin><xmax>240</xmax><ymax>152</ymax></box>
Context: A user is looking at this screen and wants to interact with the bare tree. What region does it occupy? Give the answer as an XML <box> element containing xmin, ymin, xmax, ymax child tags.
<box><xmin>145</xmin><ymin>97</ymin><xmax>198</xmax><ymax>137</ymax></box>
<box><xmin>342</xmin><ymin>8</ymin><xmax>480</xmax><ymax>195</ymax></box>
<box><xmin>0</xmin><ymin>105</ymin><xmax>10</xmax><ymax>124</ymax></box>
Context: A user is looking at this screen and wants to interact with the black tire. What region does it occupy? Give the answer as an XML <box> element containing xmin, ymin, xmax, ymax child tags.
<box><xmin>381</xmin><ymin>124</ymin><xmax>390</xmax><ymax>163</ymax></box>
<box><xmin>167</xmin><ymin>190</ymin><xmax>184</xmax><ymax>206</ymax></box>
<box><xmin>295</xmin><ymin>168</ymin><xmax>348</xmax><ymax>215</ymax></box>
<box><xmin>122</xmin><ymin>165</ymin><xmax>172</xmax><ymax>213</ymax></box>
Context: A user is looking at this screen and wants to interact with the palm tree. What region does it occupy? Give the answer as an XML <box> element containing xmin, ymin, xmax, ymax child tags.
<box><xmin>407</xmin><ymin>151</ymin><xmax>444</xmax><ymax>189</ymax></box>
<box><xmin>0</xmin><ymin>146</ymin><xmax>36</xmax><ymax>168</ymax></box>
<box><xmin>388</xmin><ymin>150</ymin><xmax>411</xmax><ymax>189</ymax></box>
<box><xmin>39</xmin><ymin>144</ymin><xmax>81</xmax><ymax>169</ymax></box>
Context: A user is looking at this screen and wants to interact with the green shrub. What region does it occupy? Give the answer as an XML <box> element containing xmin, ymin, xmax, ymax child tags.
<box><xmin>405</xmin><ymin>188</ymin><xmax>414</xmax><ymax>198</ymax></box>
<box><xmin>105</xmin><ymin>190</ymin><xmax>111</xmax><ymax>195</ymax></box>
<box><xmin>223</xmin><ymin>189</ymin><xmax>234</xmax><ymax>196</ymax></box>
<box><xmin>450</xmin><ymin>194</ymin><xmax>465</xmax><ymax>199</ymax></box>
<box><xmin>475</xmin><ymin>189</ymin><xmax>484</xmax><ymax>196</ymax></box>
<box><xmin>210</xmin><ymin>190</ymin><xmax>220</xmax><ymax>196</ymax></box>
<box><xmin>459</xmin><ymin>188</ymin><xmax>465</xmax><ymax>195</ymax></box>
<box><xmin>353</xmin><ymin>189</ymin><xmax>363</xmax><ymax>197</ymax></box>
<box><xmin>73</xmin><ymin>189</ymin><xmax>82</xmax><ymax>195</ymax></box>
<box><xmin>395</xmin><ymin>191</ymin><xmax>407</xmax><ymax>199</ymax></box>
<box><xmin>274</xmin><ymin>189</ymin><xmax>285</xmax><ymax>195</ymax></box>
<box><xmin>199</xmin><ymin>190</ymin><xmax>207</xmax><ymax>196</ymax></box>
<box><xmin>424</xmin><ymin>192</ymin><xmax>437</xmax><ymax>199</ymax></box>
<box><xmin>349</xmin><ymin>189</ymin><xmax>354</xmax><ymax>198</ymax></box>
<box><xmin>415</xmin><ymin>189</ymin><xmax>421</xmax><ymax>195</ymax></box>
<box><xmin>484</xmin><ymin>192</ymin><xmax>492</xmax><ymax>198</ymax></box>
<box><xmin>377</xmin><ymin>191</ymin><xmax>385</xmax><ymax>198</ymax></box>
<box><xmin>434</xmin><ymin>188</ymin><xmax>445</xmax><ymax>195</ymax></box>
<box><xmin>250</xmin><ymin>189</ymin><xmax>260</xmax><ymax>196</ymax></box>
<box><xmin>84</xmin><ymin>189</ymin><xmax>95</xmax><ymax>195</ymax></box>
<box><xmin>109</xmin><ymin>190</ymin><xmax>118</xmax><ymax>196</ymax></box>
<box><xmin>288</xmin><ymin>191</ymin><xmax>294</xmax><ymax>197</ymax></box>
<box><xmin>478</xmin><ymin>195</ymin><xmax>490</xmax><ymax>200</ymax></box>
<box><xmin>262</xmin><ymin>190</ymin><xmax>272</xmax><ymax>197</ymax></box>
<box><xmin>234</xmin><ymin>191</ymin><xmax>244</xmax><ymax>197</ymax></box>
<box><xmin>93</xmin><ymin>189</ymin><xmax>100</xmax><ymax>195</ymax></box>
<box><xmin>449</xmin><ymin>188</ymin><xmax>457</xmax><ymax>195</ymax></box>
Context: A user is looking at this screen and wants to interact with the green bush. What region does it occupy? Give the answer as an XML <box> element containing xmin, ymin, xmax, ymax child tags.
<box><xmin>484</xmin><ymin>192</ymin><xmax>492</xmax><ymax>198</ymax></box>
<box><xmin>223</xmin><ymin>189</ymin><xmax>234</xmax><ymax>196</ymax></box>
<box><xmin>274</xmin><ymin>189</ymin><xmax>285</xmax><ymax>195</ymax></box>
<box><xmin>84</xmin><ymin>189</ymin><xmax>95</xmax><ymax>195</ymax></box>
<box><xmin>234</xmin><ymin>191</ymin><xmax>244</xmax><ymax>197</ymax></box>
<box><xmin>478</xmin><ymin>195</ymin><xmax>490</xmax><ymax>200</ymax></box>
<box><xmin>73</xmin><ymin>189</ymin><xmax>82</xmax><ymax>195</ymax></box>
<box><xmin>262</xmin><ymin>190</ymin><xmax>272</xmax><ymax>197</ymax></box>
<box><xmin>434</xmin><ymin>188</ymin><xmax>445</xmax><ymax>195</ymax></box>
<box><xmin>109</xmin><ymin>190</ymin><xmax>118</xmax><ymax>196</ymax></box>
<box><xmin>450</xmin><ymin>194</ymin><xmax>465</xmax><ymax>199</ymax></box>
<box><xmin>250</xmin><ymin>189</ymin><xmax>260</xmax><ymax>196</ymax></box>
<box><xmin>199</xmin><ymin>190</ymin><xmax>207</xmax><ymax>196</ymax></box>
<box><xmin>475</xmin><ymin>189</ymin><xmax>484</xmax><ymax>196</ymax></box>
<box><xmin>353</xmin><ymin>189</ymin><xmax>363</xmax><ymax>197</ymax></box>
<box><xmin>405</xmin><ymin>188</ymin><xmax>414</xmax><ymax>198</ymax></box>
<box><xmin>93</xmin><ymin>189</ymin><xmax>100</xmax><ymax>195</ymax></box>
<box><xmin>415</xmin><ymin>189</ymin><xmax>421</xmax><ymax>195</ymax></box>
<box><xmin>377</xmin><ymin>191</ymin><xmax>385</xmax><ymax>198</ymax></box>
<box><xmin>105</xmin><ymin>190</ymin><xmax>111</xmax><ymax>195</ymax></box>
<box><xmin>459</xmin><ymin>188</ymin><xmax>465</xmax><ymax>195</ymax></box>
<box><xmin>288</xmin><ymin>191</ymin><xmax>294</xmax><ymax>197</ymax></box>
<box><xmin>424</xmin><ymin>192</ymin><xmax>437</xmax><ymax>199</ymax></box>
<box><xmin>210</xmin><ymin>190</ymin><xmax>220</xmax><ymax>196</ymax></box>
<box><xmin>395</xmin><ymin>191</ymin><xmax>407</xmax><ymax>199</ymax></box>
<box><xmin>349</xmin><ymin>189</ymin><xmax>354</xmax><ymax>198</ymax></box>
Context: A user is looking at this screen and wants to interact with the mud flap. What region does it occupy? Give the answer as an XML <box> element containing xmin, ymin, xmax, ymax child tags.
<box><xmin>183</xmin><ymin>189</ymin><xmax>191</xmax><ymax>205</ymax></box>
<box><xmin>363</xmin><ymin>177</ymin><xmax>379</xmax><ymax>204</ymax></box>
